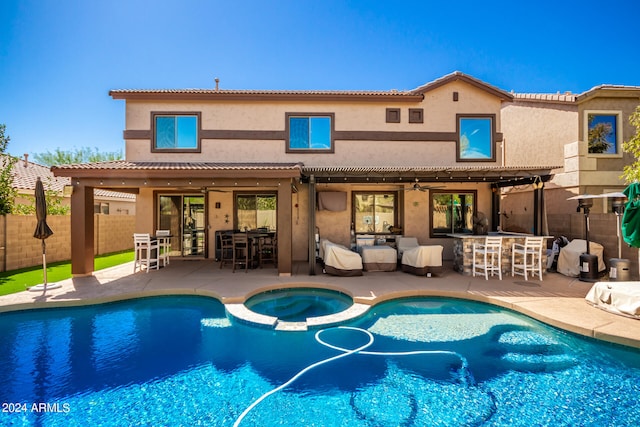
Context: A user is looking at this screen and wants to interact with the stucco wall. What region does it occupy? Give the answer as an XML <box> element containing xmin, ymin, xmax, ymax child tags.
<box><xmin>124</xmin><ymin>81</ymin><xmax>504</xmax><ymax>168</ymax></box>
<box><xmin>0</xmin><ymin>214</ymin><xmax>135</xmax><ymax>272</ymax></box>
<box><xmin>501</xmin><ymin>101</ymin><xmax>578</xmax><ymax>167</ymax></box>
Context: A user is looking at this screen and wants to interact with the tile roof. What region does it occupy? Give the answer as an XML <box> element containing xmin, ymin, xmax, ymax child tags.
<box><xmin>51</xmin><ymin>161</ymin><xmax>304</xmax><ymax>171</ymax></box>
<box><xmin>512</xmin><ymin>92</ymin><xmax>577</xmax><ymax>104</ymax></box>
<box><xmin>109</xmin><ymin>71</ymin><xmax>513</xmax><ymax>101</ymax></box>
<box><xmin>2</xmin><ymin>155</ymin><xmax>135</xmax><ymax>200</ymax></box>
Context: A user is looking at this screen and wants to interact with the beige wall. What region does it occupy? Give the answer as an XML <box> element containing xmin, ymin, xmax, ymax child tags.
<box><xmin>0</xmin><ymin>214</ymin><xmax>135</xmax><ymax>272</ymax></box>
<box><xmin>573</xmin><ymin>96</ymin><xmax>638</xmax><ymax>191</ymax></box>
<box><xmin>501</xmin><ymin>101</ymin><xmax>578</xmax><ymax>167</ymax></box>
<box><xmin>124</xmin><ymin>81</ymin><xmax>505</xmax><ymax>168</ymax></box>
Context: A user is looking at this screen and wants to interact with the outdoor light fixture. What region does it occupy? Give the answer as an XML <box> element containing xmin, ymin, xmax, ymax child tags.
<box><xmin>532</xmin><ymin>176</ymin><xmax>544</xmax><ymax>189</ymax></box>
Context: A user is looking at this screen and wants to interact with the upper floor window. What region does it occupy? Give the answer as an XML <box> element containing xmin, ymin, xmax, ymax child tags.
<box><xmin>456</xmin><ymin>114</ymin><xmax>495</xmax><ymax>162</ymax></box>
<box><xmin>586</xmin><ymin>111</ymin><xmax>622</xmax><ymax>155</ymax></box>
<box><xmin>353</xmin><ymin>192</ymin><xmax>397</xmax><ymax>234</ymax></box>
<box><xmin>286</xmin><ymin>113</ymin><xmax>334</xmax><ymax>152</ymax></box>
<box><xmin>153</xmin><ymin>112</ymin><xmax>200</xmax><ymax>152</ymax></box>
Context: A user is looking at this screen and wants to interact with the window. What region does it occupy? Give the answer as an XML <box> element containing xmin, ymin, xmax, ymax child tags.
<box><xmin>430</xmin><ymin>191</ymin><xmax>476</xmax><ymax>237</ymax></box>
<box><xmin>286</xmin><ymin>113</ymin><xmax>334</xmax><ymax>152</ymax></box>
<box><xmin>409</xmin><ymin>108</ymin><xmax>424</xmax><ymax>123</ymax></box>
<box><xmin>586</xmin><ymin>111</ymin><xmax>621</xmax><ymax>155</ymax></box>
<box><xmin>353</xmin><ymin>192</ymin><xmax>397</xmax><ymax>234</ymax></box>
<box><xmin>94</xmin><ymin>202</ymin><xmax>109</xmax><ymax>214</ymax></box>
<box><xmin>386</xmin><ymin>108</ymin><xmax>401</xmax><ymax>123</ymax></box>
<box><xmin>456</xmin><ymin>115</ymin><xmax>495</xmax><ymax>161</ymax></box>
<box><xmin>235</xmin><ymin>193</ymin><xmax>277</xmax><ymax>231</ymax></box>
<box><xmin>153</xmin><ymin>113</ymin><xmax>200</xmax><ymax>151</ymax></box>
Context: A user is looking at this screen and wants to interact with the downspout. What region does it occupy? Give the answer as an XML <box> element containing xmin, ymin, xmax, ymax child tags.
<box><xmin>308</xmin><ymin>174</ymin><xmax>316</xmax><ymax>275</ymax></box>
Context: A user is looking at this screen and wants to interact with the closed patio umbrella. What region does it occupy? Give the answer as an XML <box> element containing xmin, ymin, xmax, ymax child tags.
<box><xmin>29</xmin><ymin>177</ymin><xmax>60</xmax><ymax>291</ymax></box>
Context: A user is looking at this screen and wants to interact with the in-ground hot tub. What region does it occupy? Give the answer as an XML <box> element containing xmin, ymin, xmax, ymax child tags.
<box><xmin>226</xmin><ymin>287</ymin><xmax>370</xmax><ymax>331</ymax></box>
<box><xmin>246</xmin><ymin>288</ymin><xmax>353</xmax><ymax>322</ymax></box>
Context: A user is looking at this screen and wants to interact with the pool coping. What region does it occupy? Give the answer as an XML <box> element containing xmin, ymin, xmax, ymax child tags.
<box><xmin>0</xmin><ymin>260</ymin><xmax>639</xmax><ymax>349</ymax></box>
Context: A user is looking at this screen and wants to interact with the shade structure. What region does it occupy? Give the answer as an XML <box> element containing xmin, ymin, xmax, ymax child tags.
<box><xmin>30</xmin><ymin>177</ymin><xmax>59</xmax><ymax>291</ymax></box>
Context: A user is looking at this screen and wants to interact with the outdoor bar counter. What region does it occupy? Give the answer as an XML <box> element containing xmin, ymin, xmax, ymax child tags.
<box><xmin>449</xmin><ymin>232</ymin><xmax>552</xmax><ymax>276</ymax></box>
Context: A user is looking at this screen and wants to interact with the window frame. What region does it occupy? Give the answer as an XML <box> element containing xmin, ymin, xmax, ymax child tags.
<box><xmin>151</xmin><ymin>111</ymin><xmax>201</xmax><ymax>153</ymax></box>
<box><xmin>429</xmin><ymin>190</ymin><xmax>477</xmax><ymax>237</ymax></box>
<box><xmin>285</xmin><ymin>112</ymin><xmax>335</xmax><ymax>153</ymax></box>
<box><xmin>234</xmin><ymin>191</ymin><xmax>278</xmax><ymax>232</ymax></box>
<box><xmin>585</xmin><ymin>110</ymin><xmax>623</xmax><ymax>157</ymax></box>
<box><xmin>456</xmin><ymin>114</ymin><xmax>496</xmax><ymax>162</ymax></box>
<box><xmin>386</xmin><ymin>108</ymin><xmax>401</xmax><ymax>123</ymax></box>
<box><xmin>352</xmin><ymin>191</ymin><xmax>398</xmax><ymax>235</ymax></box>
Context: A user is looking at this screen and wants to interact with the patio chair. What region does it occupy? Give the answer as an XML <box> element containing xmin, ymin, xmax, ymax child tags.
<box><xmin>232</xmin><ymin>232</ymin><xmax>251</xmax><ymax>273</ymax></box>
<box><xmin>396</xmin><ymin>237</ymin><xmax>419</xmax><ymax>261</ymax></box>
<box><xmin>133</xmin><ymin>233</ymin><xmax>160</xmax><ymax>273</ymax></box>
<box><xmin>155</xmin><ymin>229</ymin><xmax>171</xmax><ymax>267</ymax></box>
<box><xmin>219</xmin><ymin>232</ymin><xmax>234</xmax><ymax>269</ymax></box>
<box><xmin>512</xmin><ymin>236</ymin><xmax>545</xmax><ymax>281</ymax></box>
<box><xmin>472</xmin><ymin>236</ymin><xmax>503</xmax><ymax>280</ymax></box>
<box><xmin>258</xmin><ymin>234</ymin><xmax>277</xmax><ymax>268</ymax></box>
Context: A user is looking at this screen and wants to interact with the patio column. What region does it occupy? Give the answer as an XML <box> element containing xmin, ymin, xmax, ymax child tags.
<box><xmin>70</xmin><ymin>183</ymin><xmax>94</xmax><ymax>276</ymax></box>
<box><xmin>308</xmin><ymin>174</ymin><xmax>316</xmax><ymax>275</ymax></box>
<box><xmin>277</xmin><ymin>180</ymin><xmax>293</xmax><ymax>276</ymax></box>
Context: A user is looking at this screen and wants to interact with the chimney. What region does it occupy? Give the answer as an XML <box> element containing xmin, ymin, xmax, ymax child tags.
<box><xmin>23</xmin><ymin>153</ymin><xmax>29</xmax><ymax>167</ymax></box>
<box><xmin>215</xmin><ymin>77</ymin><xmax>220</xmax><ymax>91</ymax></box>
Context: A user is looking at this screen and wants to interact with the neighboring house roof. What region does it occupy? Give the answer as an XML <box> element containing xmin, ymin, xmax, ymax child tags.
<box><xmin>109</xmin><ymin>71</ymin><xmax>514</xmax><ymax>102</ymax></box>
<box><xmin>512</xmin><ymin>84</ymin><xmax>640</xmax><ymax>105</ymax></box>
<box><xmin>3</xmin><ymin>155</ymin><xmax>135</xmax><ymax>200</ymax></box>
<box><xmin>576</xmin><ymin>84</ymin><xmax>640</xmax><ymax>103</ymax></box>
<box><xmin>512</xmin><ymin>92</ymin><xmax>577</xmax><ymax>104</ymax></box>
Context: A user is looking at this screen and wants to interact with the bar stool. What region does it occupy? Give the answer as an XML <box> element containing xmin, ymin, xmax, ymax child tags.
<box><xmin>258</xmin><ymin>234</ymin><xmax>277</xmax><ymax>268</ymax></box>
<box><xmin>133</xmin><ymin>233</ymin><xmax>159</xmax><ymax>273</ymax></box>
<box><xmin>472</xmin><ymin>236</ymin><xmax>503</xmax><ymax>280</ymax></box>
<box><xmin>232</xmin><ymin>232</ymin><xmax>250</xmax><ymax>273</ymax></box>
<box><xmin>155</xmin><ymin>229</ymin><xmax>171</xmax><ymax>267</ymax></box>
<box><xmin>219</xmin><ymin>232</ymin><xmax>234</xmax><ymax>269</ymax></box>
<box><xmin>512</xmin><ymin>236</ymin><xmax>545</xmax><ymax>281</ymax></box>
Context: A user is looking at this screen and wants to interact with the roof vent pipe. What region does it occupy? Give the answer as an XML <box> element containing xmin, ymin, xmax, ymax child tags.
<box><xmin>215</xmin><ymin>77</ymin><xmax>220</xmax><ymax>91</ymax></box>
<box><xmin>23</xmin><ymin>153</ymin><xmax>29</xmax><ymax>167</ymax></box>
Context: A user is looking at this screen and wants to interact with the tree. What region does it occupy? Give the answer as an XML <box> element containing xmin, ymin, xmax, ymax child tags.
<box><xmin>0</xmin><ymin>124</ymin><xmax>17</xmax><ymax>215</ymax></box>
<box><xmin>588</xmin><ymin>122</ymin><xmax>613</xmax><ymax>154</ymax></box>
<box><xmin>622</xmin><ymin>106</ymin><xmax>640</xmax><ymax>183</ymax></box>
<box><xmin>32</xmin><ymin>147</ymin><xmax>122</xmax><ymax>166</ymax></box>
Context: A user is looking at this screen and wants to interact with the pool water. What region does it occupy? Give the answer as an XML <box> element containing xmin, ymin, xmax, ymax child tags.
<box><xmin>0</xmin><ymin>295</ymin><xmax>639</xmax><ymax>426</ymax></box>
<box><xmin>244</xmin><ymin>288</ymin><xmax>353</xmax><ymax>321</ymax></box>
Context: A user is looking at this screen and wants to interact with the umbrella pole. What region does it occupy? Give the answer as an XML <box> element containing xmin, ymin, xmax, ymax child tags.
<box><xmin>42</xmin><ymin>240</ymin><xmax>47</xmax><ymax>290</ymax></box>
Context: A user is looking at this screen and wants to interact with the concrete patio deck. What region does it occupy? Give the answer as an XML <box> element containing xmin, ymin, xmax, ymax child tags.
<box><xmin>1</xmin><ymin>260</ymin><xmax>639</xmax><ymax>348</ymax></box>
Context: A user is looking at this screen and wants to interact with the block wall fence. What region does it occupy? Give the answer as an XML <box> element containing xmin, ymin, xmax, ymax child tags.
<box><xmin>0</xmin><ymin>214</ymin><xmax>135</xmax><ymax>272</ymax></box>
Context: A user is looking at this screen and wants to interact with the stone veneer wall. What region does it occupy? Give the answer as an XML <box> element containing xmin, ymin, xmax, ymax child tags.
<box><xmin>0</xmin><ymin>214</ymin><xmax>135</xmax><ymax>272</ymax></box>
<box><xmin>452</xmin><ymin>235</ymin><xmax>550</xmax><ymax>277</ymax></box>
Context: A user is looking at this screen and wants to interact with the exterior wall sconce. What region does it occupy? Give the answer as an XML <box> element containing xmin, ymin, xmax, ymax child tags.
<box><xmin>532</xmin><ymin>176</ymin><xmax>544</xmax><ymax>189</ymax></box>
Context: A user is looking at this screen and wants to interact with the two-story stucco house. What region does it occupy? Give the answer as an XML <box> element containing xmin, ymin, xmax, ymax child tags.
<box><xmin>54</xmin><ymin>71</ymin><xmax>638</xmax><ymax>277</ymax></box>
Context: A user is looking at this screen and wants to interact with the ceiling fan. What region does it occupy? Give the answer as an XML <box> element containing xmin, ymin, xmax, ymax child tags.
<box><xmin>404</xmin><ymin>179</ymin><xmax>443</xmax><ymax>192</ymax></box>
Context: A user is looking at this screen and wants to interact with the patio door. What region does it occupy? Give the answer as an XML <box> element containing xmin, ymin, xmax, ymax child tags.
<box><xmin>158</xmin><ymin>194</ymin><xmax>206</xmax><ymax>257</ymax></box>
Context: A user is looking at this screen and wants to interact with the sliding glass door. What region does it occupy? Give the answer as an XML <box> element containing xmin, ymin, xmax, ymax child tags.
<box><xmin>158</xmin><ymin>194</ymin><xmax>206</xmax><ymax>257</ymax></box>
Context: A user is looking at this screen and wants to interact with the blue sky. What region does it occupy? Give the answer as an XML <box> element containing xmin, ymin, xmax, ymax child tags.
<box><xmin>2</xmin><ymin>0</ymin><xmax>639</xmax><ymax>159</ymax></box>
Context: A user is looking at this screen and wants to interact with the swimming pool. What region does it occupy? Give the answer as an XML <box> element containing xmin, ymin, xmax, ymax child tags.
<box><xmin>1</xmin><ymin>295</ymin><xmax>639</xmax><ymax>426</ymax></box>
